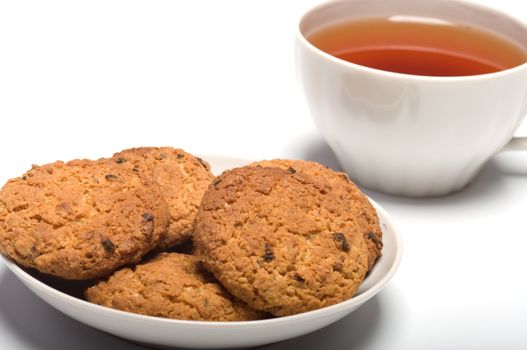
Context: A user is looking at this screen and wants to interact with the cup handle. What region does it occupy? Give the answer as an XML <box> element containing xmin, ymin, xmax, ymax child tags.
<box><xmin>503</xmin><ymin>137</ymin><xmax>527</xmax><ymax>151</ymax></box>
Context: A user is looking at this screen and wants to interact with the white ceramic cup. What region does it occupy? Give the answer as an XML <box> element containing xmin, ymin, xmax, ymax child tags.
<box><xmin>296</xmin><ymin>0</ymin><xmax>527</xmax><ymax>197</ymax></box>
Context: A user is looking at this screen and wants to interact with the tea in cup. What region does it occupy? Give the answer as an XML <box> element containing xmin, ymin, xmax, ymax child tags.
<box><xmin>296</xmin><ymin>0</ymin><xmax>527</xmax><ymax>196</ymax></box>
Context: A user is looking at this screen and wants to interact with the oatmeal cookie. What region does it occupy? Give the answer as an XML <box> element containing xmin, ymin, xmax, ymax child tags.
<box><xmin>112</xmin><ymin>147</ymin><xmax>214</xmax><ymax>250</ymax></box>
<box><xmin>193</xmin><ymin>166</ymin><xmax>369</xmax><ymax>316</ymax></box>
<box><xmin>85</xmin><ymin>252</ymin><xmax>264</xmax><ymax>321</ymax></box>
<box><xmin>0</xmin><ymin>159</ymin><xmax>170</xmax><ymax>280</ymax></box>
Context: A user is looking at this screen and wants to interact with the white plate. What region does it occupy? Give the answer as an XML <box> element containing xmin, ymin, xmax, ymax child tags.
<box><xmin>0</xmin><ymin>155</ymin><xmax>403</xmax><ymax>349</ymax></box>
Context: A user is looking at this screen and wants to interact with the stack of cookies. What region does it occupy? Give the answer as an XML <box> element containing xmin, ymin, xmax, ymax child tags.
<box><xmin>0</xmin><ymin>147</ymin><xmax>382</xmax><ymax>321</ymax></box>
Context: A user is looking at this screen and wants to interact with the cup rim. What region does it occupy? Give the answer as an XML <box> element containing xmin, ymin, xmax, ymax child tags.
<box><xmin>297</xmin><ymin>0</ymin><xmax>527</xmax><ymax>82</ymax></box>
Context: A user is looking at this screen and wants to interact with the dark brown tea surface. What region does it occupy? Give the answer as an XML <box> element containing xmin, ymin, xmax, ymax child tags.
<box><xmin>307</xmin><ymin>18</ymin><xmax>527</xmax><ymax>76</ymax></box>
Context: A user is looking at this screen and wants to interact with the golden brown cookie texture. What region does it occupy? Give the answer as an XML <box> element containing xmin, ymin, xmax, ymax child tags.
<box><xmin>111</xmin><ymin>147</ymin><xmax>214</xmax><ymax>250</ymax></box>
<box><xmin>0</xmin><ymin>159</ymin><xmax>170</xmax><ymax>280</ymax></box>
<box><xmin>251</xmin><ymin>159</ymin><xmax>383</xmax><ymax>271</ymax></box>
<box><xmin>193</xmin><ymin>166</ymin><xmax>369</xmax><ymax>317</ymax></box>
<box><xmin>85</xmin><ymin>253</ymin><xmax>265</xmax><ymax>321</ymax></box>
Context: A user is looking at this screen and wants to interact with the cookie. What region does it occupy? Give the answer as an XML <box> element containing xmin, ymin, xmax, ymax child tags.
<box><xmin>193</xmin><ymin>166</ymin><xmax>369</xmax><ymax>316</ymax></box>
<box><xmin>0</xmin><ymin>159</ymin><xmax>170</xmax><ymax>280</ymax></box>
<box><xmin>85</xmin><ymin>252</ymin><xmax>265</xmax><ymax>321</ymax></box>
<box><xmin>111</xmin><ymin>147</ymin><xmax>214</xmax><ymax>250</ymax></box>
<box><xmin>251</xmin><ymin>159</ymin><xmax>382</xmax><ymax>271</ymax></box>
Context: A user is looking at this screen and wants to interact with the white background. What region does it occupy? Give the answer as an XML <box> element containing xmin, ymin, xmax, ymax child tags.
<box><xmin>1</xmin><ymin>1</ymin><xmax>527</xmax><ymax>349</ymax></box>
